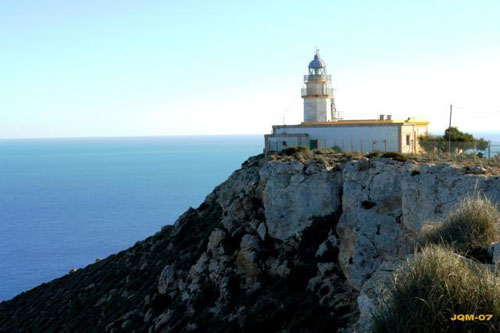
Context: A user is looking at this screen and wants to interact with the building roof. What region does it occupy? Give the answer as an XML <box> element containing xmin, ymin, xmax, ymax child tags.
<box><xmin>269</xmin><ymin>118</ymin><xmax>429</xmax><ymax>129</ymax></box>
<box><xmin>308</xmin><ymin>53</ymin><xmax>326</xmax><ymax>69</ymax></box>
<box><xmin>298</xmin><ymin>118</ymin><xmax>430</xmax><ymax>126</ymax></box>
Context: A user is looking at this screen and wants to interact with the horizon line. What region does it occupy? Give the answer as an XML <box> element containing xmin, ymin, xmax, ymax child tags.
<box><xmin>0</xmin><ymin>133</ymin><xmax>266</xmax><ymax>141</ymax></box>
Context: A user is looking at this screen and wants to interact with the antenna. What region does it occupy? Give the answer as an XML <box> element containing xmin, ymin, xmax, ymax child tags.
<box><xmin>448</xmin><ymin>104</ymin><xmax>452</xmax><ymax>153</ymax></box>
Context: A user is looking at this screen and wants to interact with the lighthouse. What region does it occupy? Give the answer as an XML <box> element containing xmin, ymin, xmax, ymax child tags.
<box><xmin>264</xmin><ymin>50</ymin><xmax>430</xmax><ymax>154</ymax></box>
<box><xmin>301</xmin><ymin>50</ymin><xmax>337</xmax><ymax>122</ymax></box>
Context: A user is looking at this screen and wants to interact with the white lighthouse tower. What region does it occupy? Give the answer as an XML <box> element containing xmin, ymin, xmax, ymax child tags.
<box><xmin>301</xmin><ymin>50</ymin><xmax>337</xmax><ymax>122</ymax></box>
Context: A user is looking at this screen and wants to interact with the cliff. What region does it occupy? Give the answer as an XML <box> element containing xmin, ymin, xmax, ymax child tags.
<box><xmin>1</xmin><ymin>153</ymin><xmax>500</xmax><ymax>332</ymax></box>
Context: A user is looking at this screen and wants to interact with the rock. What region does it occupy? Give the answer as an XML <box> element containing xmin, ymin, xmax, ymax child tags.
<box><xmin>237</xmin><ymin>234</ymin><xmax>261</xmax><ymax>279</ymax></box>
<box><xmin>337</xmin><ymin>162</ymin><xmax>405</xmax><ymax>289</ymax></box>
<box><xmin>240</xmin><ymin>234</ymin><xmax>259</xmax><ymax>251</ymax></box>
<box><xmin>356</xmin><ymin>259</ymin><xmax>404</xmax><ymax>332</ymax></box>
<box><xmin>207</xmin><ymin>229</ymin><xmax>226</xmax><ymax>254</ymax></box>
<box><xmin>490</xmin><ymin>242</ymin><xmax>500</xmax><ymax>265</ymax></box>
<box><xmin>256</xmin><ymin>222</ymin><xmax>267</xmax><ymax>241</ymax></box>
<box><xmin>144</xmin><ymin>309</ymin><xmax>153</xmax><ymax>323</ymax></box>
<box><xmin>266</xmin><ymin>258</ymin><xmax>290</xmax><ymax>278</ymax></box>
<box><xmin>468</xmin><ymin>165</ymin><xmax>487</xmax><ymax>174</ymax></box>
<box><xmin>158</xmin><ymin>265</ymin><xmax>176</xmax><ymax>295</ymax></box>
<box><xmin>338</xmin><ymin>160</ymin><xmax>500</xmax><ymax>290</ymax></box>
<box><xmin>153</xmin><ymin>312</ymin><xmax>171</xmax><ymax>331</ymax></box>
<box><xmin>315</xmin><ymin>231</ymin><xmax>338</xmax><ymax>259</ymax></box>
<box><xmin>259</xmin><ymin>161</ymin><xmax>342</xmax><ymax>241</ymax></box>
<box><xmin>121</xmin><ymin>320</ymin><xmax>132</xmax><ymax>329</ymax></box>
<box><xmin>190</xmin><ymin>253</ymin><xmax>208</xmax><ymax>276</ymax></box>
<box><xmin>187</xmin><ymin>322</ymin><xmax>198</xmax><ymax>331</ymax></box>
<box><xmin>94</xmin><ymin>296</ymin><xmax>106</xmax><ymax>307</ymax></box>
<box><xmin>317</xmin><ymin>262</ymin><xmax>336</xmax><ymax>276</ymax></box>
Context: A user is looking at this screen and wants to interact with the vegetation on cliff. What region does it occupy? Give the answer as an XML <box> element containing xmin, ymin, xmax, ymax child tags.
<box><xmin>374</xmin><ymin>197</ymin><xmax>500</xmax><ymax>332</ymax></box>
<box><xmin>373</xmin><ymin>245</ymin><xmax>500</xmax><ymax>333</ymax></box>
<box><xmin>421</xmin><ymin>196</ymin><xmax>500</xmax><ymax>254</ymax></box>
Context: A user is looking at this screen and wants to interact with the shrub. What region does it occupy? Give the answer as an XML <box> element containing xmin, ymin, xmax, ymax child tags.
<box><xmin>331</xmin><ymin>145</ymin><xmax>343</xmax><ymax>153</ymax></box>
<box><xmin>419</xmin><ymin>127</ymin><xmax>489</xmax><ymax>153</ymax></box>
<box><xmin>296</xmin><ymin>149</ymin><xmax>314</xmax><ymax>162</ymax></box>
<box><xmin>280</xmin><ymin>146</ymin><xmax>314</xmax><ymax>162</ymax></box>
<box><xmin>373</xmin><ymin>245</ymin><xmax>500</xmax><ymax>332</ymax></box>
<box><xmin>420</xmin><ymin>197</ymin><xmax>500</xmax><ymax>254</ymax></box>
<box><xmin>381</xmin><ymin>152</ymin><xmax>408</xmax><ymax>162</ymax></box>
<box><xmin>365</xmin><ymin>152</ymin><xmax>381</xmax><ymax>159</ymax></box>
<box><xmin>343</xmin><ymin>152</ymin><xmax>353</xmax><ymax>160</ymax></box>
<box><xmin>282</xmin><ymin>146</ymin><xmax>308</xmax><ymax>156</ymax></box>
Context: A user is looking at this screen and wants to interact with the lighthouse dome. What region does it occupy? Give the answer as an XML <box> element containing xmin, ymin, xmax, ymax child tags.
<box><xmin>308</xmin><ymin>53</ymin><xmax>326</xmax><ymax>69</ymax></box>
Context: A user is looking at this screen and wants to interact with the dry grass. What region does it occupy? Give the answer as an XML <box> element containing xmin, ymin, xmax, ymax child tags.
<box><xmin>417</xmin><ymin>152</ymin><xmax>500</xmax><ymax>170</ymax></box>
<box><xmin>374</xmin><ymin>197</ymin><xmax>500</xmax><ymax>332</ymax></box>
<box><xmin>373</xmin><ymin>245</ymin><xmax>500</xmax><ymax>332</ymax></box>
<box><xmin>420</xmin><ymin>196</ymin><xmax>500</xmax><ymax>254</ymax></box>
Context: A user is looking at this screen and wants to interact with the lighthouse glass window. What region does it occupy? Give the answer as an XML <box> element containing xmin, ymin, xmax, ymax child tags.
<box><xmin>309</xmin><ymin>68</ymin><xmax>325</xmax><ymax>75</ymax></box>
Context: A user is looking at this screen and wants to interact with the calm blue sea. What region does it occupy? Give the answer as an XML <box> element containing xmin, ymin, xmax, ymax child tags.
<box><xmin>0</xmin><ymin>135</ymin><xmax>263</xmax><ymax>301</ymax></box>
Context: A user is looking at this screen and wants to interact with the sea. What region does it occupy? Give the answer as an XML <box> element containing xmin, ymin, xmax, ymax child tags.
<box><xmin>0</xmin><ymin>135</ymin><xmax>263</xmax><ymax>301</ymax></box>
<box><xmin>1</xmin><ymin>132</ymin><xmax>499</xmax><ymax>302</ymax></box>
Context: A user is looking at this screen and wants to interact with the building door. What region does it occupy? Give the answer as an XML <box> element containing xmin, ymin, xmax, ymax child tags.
<box><xmin>309</xmin><ymin>139</ymin><xmax>318</xmax><ymax>150</ymax></box>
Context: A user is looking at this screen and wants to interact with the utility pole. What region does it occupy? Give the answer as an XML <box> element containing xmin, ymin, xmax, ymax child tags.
<box><xmin>448</xmin><ymin>104</ymin><xmax>453</xmax><ymax>154</ymax></box>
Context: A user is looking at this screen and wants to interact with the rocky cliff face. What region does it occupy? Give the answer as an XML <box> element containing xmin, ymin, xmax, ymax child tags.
<box><xmin>1</xmin><ymin>154</ymin><xmax>499</xmax><ymax>332</ymax></box>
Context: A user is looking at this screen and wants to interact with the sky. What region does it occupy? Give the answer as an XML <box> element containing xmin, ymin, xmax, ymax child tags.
<box><xmin>1</xmin><ymin>0</ymin><xmax>500</xmax><ymax>139</ymax></box>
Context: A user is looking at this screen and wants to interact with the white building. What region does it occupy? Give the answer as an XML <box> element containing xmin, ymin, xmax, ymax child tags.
<box><xmin>264</xmin><ymin>51</ymin><xmax>429</xmax><ymax>154</ymax></box>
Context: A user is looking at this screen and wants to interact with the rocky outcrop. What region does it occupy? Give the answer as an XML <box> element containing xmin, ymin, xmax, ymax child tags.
<box><xmin>355</xmin><ymin>258</ymin><xmax>405</xmax><ymax>332</ymax></box>
<box><xmin>1</xmin><ymin>154</ymin><xmax>500</xmax><ymax>332</ymax></box>
<box><xmin>338</xmin><ymin>159</ymin><xmax>500</xmax><ymax>290</ymax></box>
<box><xmin>258</xmin><ymin>160</ymin><xmax>342</xmax><ymax>241</ymax></box>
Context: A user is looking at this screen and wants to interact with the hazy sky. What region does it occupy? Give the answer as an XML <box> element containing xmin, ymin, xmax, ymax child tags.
<box><xmin>2</xmin><ymin>0</ymin><xmax>499</xmax><ymax>138</ymax></box>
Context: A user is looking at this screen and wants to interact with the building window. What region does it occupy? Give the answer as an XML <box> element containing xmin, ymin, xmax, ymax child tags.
<box><xmin>282</xmin><ymin>141</ymin><xmax>287</xmax><ymax>146</ymax></box>
<box><xmin>406</xmin><ymin>135</ymin><xmax>410</xmax><ymax>146</ymax></box>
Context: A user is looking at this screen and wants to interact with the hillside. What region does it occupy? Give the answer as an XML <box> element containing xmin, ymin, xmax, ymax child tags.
<box><xmin>1</xmin><ymin>152</ymin><xmax>500</xmax><ymax>332</ymax></box>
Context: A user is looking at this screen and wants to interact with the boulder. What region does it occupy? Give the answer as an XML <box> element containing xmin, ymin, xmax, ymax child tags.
<box><xmin>356</xmin><ymin>258</ymin><xmax>404</xmax><ymax>332</ymax></box>
<box><xmin>259</xmin><ymin>161</ymin><xmax>342</xmax><ymax>241</ymax></box>
<box><xmin>207</xmin><ymin>229</ymin><xmax>226</xmax><ymax>254</ymax></box>
<box><xmin>158</xmin><ymin>265</ymin><xmax>176</xmax><ymax>295</ymax></box>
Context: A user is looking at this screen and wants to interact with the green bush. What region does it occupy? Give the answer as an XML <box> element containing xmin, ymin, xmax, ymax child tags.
<box><xmin>419</xmin><ymin>127</ymin><xmax>489</xmax><ymax>153</ymax></box>
<box><xmin>420</xmin><ymin>197</ymin><xmax>500</xmax><ymax>254</ymax></box>
<box><xmin>381</xmin><ymin>152</ymin><xmax>408</xmax><ymax>162</ymax></box>
<box><xmin>331</xmin><ymin>145</ymin><xmax>343</xmax><ymax>153</ymax></box>
<box><xmin>373</xmin><ymin>245</ymin><xmax>500</xmax><ymax>332</ymax></box>
<box><xmin>366</xmin><ymin>152</ymin><xmax>381</xmax><ymax>159</ymax></box>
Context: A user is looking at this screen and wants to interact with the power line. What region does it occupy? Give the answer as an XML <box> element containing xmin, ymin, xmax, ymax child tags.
<box><xmin>451</xmin><ymin>105</ymin><xmax>500</xmax><ymax>113</ymax></box>
<box><xmin>274</xmin><ymin>94</ymin><xmax>301</xmax><ymax>124</ymax></box>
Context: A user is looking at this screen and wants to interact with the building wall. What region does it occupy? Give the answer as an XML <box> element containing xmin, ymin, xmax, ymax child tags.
<box><xmin>400</xmin><ymin>124</ymin><xmax>428</xmax><ymax>153</ymax></box>
<box><xmin>415</xmin><ymin>125</ymin><xmax>428</xmax><ymax>152</ymax></box>
<box><xmin>304</xmin><ymin>80</ymin><xmax>328</xmax><ymax>95</ymax></box>
<box><xmin>265</xmin><ymin>134</ymin><xmax>309</xmax><ymax>152</ymax></box>
<box><xmin>304</xmin><ymin>98</ymin><xmax>330</xmax><ymax>122</ymax></box>
<box><xmin>273</xmin><ymin>125</ymin><xmax>400</xmax><ymax>152</ymax></box>
<box><xmin>400</xmin><ymin>125</ymin><xmax>414</xmax><ymax>154</ymax></box>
